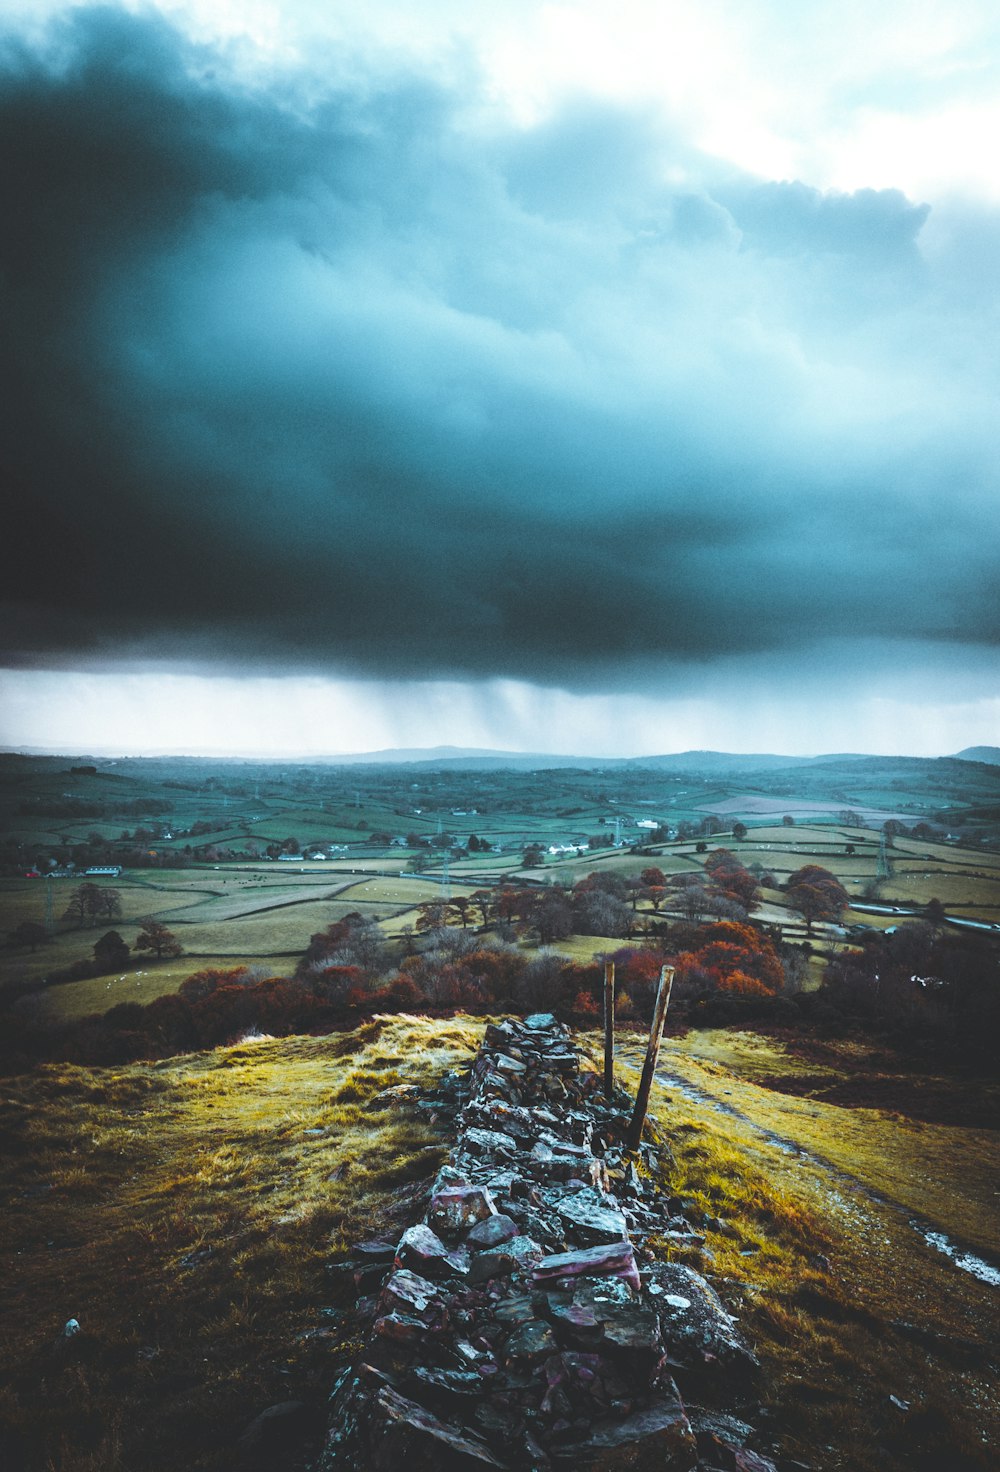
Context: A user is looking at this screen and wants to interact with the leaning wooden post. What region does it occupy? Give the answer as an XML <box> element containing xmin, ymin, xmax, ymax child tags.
<box><xmin>626</xmin><ymin>965</ymin><xmax>675</xmax><ymax>1152</ymax></box>
<box><xmin>603</xmin><ymin>960</ymin><xmax>615</xmax><ymax>1099</ymax></box>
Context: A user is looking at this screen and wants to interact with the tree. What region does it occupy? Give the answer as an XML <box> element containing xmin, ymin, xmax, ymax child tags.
<box><xmin>62</xmin><ymin>882</ymin><xmax>104</xmax><ymax>929</ymax></box>
<box><xmin>732</xmin><ymin>822</ymin><xmax>747</xmax><ymax>841</ymax></box>
<box><xmin>703</xmin><ymin>849</ymin><xmax>760</xmax><ymax>912</ymax></box>
<box><xmin>523</xmin><ymin>843</ymin><xmax>546</xmax><ymax>868</ymax></box>
<box><xmin>534</xmin><ymin>890</ymin><xmax>573</xmax><ymax>944</ymax></box>
<box><xmin>785</xmin><ymin>865</ymin><xmax>849</xmax><ymax>934</ymax></box>
<box><xmin>415</xmin><ymin>900</ymin><xmax>461</xmax><ymax>933</ymax></box>
<box><xmin>782</xmin><ymin>815</ymin><xmax>795</xmax><ymax>827</ymax></box>
<box><xmin>573</xmin><ymin>887</ymin><xmax>632</xmax><ymax>938</ymax></box>
<box><xmin>469</xmin><ymin>890</ymin><xmax>495</xmax><ymax>929</ymax></box>
<box><xmin>671</xmin><ymin>874</ymin><xmax>711</xmax><ymax>923</ymax></box>
<box><xmin>624</xmin><ymin>874</ymin><xmax>645</xmax><ymax>910</ymax></box>
<box><xmin>10</xmin><ymin>920</ymin><xmax>47</xmax><ymax>951</ymax></box>
<box><xmin>302</xmin><ymin>913</ymin><xmax>389</xmax><ymax>977</ymax></box>
<box><xmin>674</xmin><ymin>920</ymin><xmax>784</xmax><ymax>999</ymax></box>
<box><xmin>93</xmin><ymin>930</ymin><xmax>130</xmax><ymax>971</ymax></box>
<box><xmin>97</xmin><ymin>887</ymin><xmax>122</xmax><ymax>923</ymax></box>
<box><xmin>924</xmin><ymin>897</ymin><xmax>946</xmax><ymax>931</ymax></box>
<box><xmin>451</xmin><ymin>895</ymin><xmax>474</xmax><ymax>928</ymax></box>
<box><xmin>640</xmin><ymin>867</ymin><xmax>666</xmax><ymax>888</ymax></box>
<box><xmin>134</xmin><ymin>918</ymin><xmax>184</xmax><ymax>959</ymax></box>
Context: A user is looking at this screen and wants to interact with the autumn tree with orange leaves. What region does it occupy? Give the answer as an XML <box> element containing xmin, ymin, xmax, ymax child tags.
<box><xmin>673</xmin><ymin>920</ymin><xmax>783</xmax><ymax>998</ymax></box>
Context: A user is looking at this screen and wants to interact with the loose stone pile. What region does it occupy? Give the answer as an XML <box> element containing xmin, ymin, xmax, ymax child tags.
<box><xmin>321</xmin><ymin>1014</ymin><xmax>780</xmax><ymax>1471</ymax></box>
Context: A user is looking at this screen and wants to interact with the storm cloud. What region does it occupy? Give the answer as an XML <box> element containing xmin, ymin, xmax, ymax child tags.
<box><xmin>2</xmin><ymin>5</ymin><xmax>998</xmax><ymax>697</ymax></box>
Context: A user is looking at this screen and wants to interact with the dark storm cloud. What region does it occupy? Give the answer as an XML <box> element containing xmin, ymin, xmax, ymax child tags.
<box><xmin>2</xmin><ymin>6</ymin><xmax>998</xmax><ymax>689</ymax></box>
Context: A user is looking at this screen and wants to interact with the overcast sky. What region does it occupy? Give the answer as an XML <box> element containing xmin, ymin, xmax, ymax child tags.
<box><xmin>2</xmin><ymin>0</ymin><xmax>998</xmax><ymax>757</ymax></box>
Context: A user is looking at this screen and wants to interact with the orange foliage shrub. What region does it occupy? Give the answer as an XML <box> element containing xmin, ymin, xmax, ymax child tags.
<box><xmin>674</xmin><ymin>920</ymin><xmax>783</xmax><ymax>997</ymax></box>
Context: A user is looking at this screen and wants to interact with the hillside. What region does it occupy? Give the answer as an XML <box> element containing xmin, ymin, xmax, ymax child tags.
<box><xmin>1</xmin><ymin>1017</ymin><xmax>996</xmax><ymax>1471</ymax></box>
<box><xmin>955</xmin><ymin>747</ymin><xmax>1000</xmax><ymax>766</ymax></box>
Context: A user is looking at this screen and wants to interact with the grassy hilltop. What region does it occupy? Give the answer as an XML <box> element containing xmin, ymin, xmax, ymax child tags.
<box><xmin>1</xmin><ymin>1017</ymin><xmax>997</xmax><ymax>1471</ymax></box>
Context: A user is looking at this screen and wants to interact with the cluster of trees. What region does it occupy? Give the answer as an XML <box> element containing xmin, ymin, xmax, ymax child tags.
<box><xmin>16</xmin><ymin>797</ymin><xmax>172</xmax><ymax>819</ymax></box>
<box><xmin>25</xmin><ymin>919</ymin><xmax>184</xmax><ymax>991</ymax></box>
<box><xmin>62</xmin><ymin>883</ymin><xmax>122</xmax><ymax>928</ymax></box>
<box><xmin>703</xmin><ymin>850</ymin><xmax>762</xmax><ymax>911</ymax></box>
<box><xmin>404</xmin><ymin>875</ymin><xmax>638</xmax><ymax>944</ymax></box>
<box><xmin>632</xmin><ymin>855</ymin><xmax>773</xmax><ymax>928</ymax></box>
<box><xmin>811</xmin><ymin>921</ymin><xmax>999</xmax><ymax>1065</ymax></box>
<box><xmin>6</xmin><ymin>903</ymin><xmax>811</xmax><ymax>1067</ymax></box>
<box><xmin>391</xmin><ymin>855</ymin><xmax>797</xmax><ymax>951</ymax></box>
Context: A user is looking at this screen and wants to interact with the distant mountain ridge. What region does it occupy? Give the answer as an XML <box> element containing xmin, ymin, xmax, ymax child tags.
<box><xmin>328</xmin><ymin>747</ymin><xmax>880</xmax><ymax>772</ymax></box>
<box><xmin>3</xmin><ymin>744</ymin><xmax>989</xmax><ymax>770</ymax></box>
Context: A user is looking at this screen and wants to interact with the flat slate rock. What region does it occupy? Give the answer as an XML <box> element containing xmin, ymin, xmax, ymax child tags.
<box><xmin>461</xmin><ymin>1128</ymin><xmax>519</xmax><ymax>1157</ymax></box>
<box><xmin>380</xmin><ymin>1269</ymin><xmax>444</xmax><ymax>1319</ymax></box>
<box><xmin>428</xmin><ymin>1184</ymin><xmax>498</xmax><ymax>1237</ymax></box>
<box><xmin>504</xmin><ymin>1318</ymin><xmax>559</xmax><ymax>1361</ymax></box>
<box><xmin>370</xmin><ymin>1385</ymin><xmax>509</xmax><ymax>1470</ymax></box>
<box><xmin>643</xmin><ymin>1263</ymin><xmax>759</xmax><ymax>1376</ymax></box>
<box><xmin>553</xmin><ymin>1188</ymin><xmax>628</xmax><ymax>1246</ymax></box>
<box><xmin>467</xmin><ymin>1235</ymin><xmax>544</xmax><ymax>1284</ymax></box>
<box><xmin>395</xmin><ymin>1224</ymin><xmax>468</xmax><ymax>1279</ymax></box>
<box><xmin>551</xmin><ymin>1389</ymin><xmax>698</xmax><ymax>1470</ymax></box>
<box><xmin>466</xmin><ymin>1214</ymin><xmax>521</xmax><ymax>1250</ymax></box>
<box><xmin>533</xmin><ymin>1240</ymin><xmax>642</xmax><ymax>1292</ymax></box>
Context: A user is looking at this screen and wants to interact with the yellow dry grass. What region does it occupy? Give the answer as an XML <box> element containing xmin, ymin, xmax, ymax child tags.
<box><xmin>0</xmin><ymin>1015</ymin><xmax>482</xmax><ymax>1472</ymax></box>
<box><xmin>621</xmin><ymin>1031</ymin><xmax>1000</xmax><ymax>1254</ymax></box>
<box><xmin>600</xmin><ymin>1028</ymin><xmax>1000</xmax><ymax>1472</ymax></box>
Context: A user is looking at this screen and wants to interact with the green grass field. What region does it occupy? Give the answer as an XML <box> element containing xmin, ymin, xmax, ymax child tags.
<box><xmin>6</xmin><ymin>815</ymin><xmax>999</xmax><ymax>1018</ymax></box>
<box><xmin>4</xmin><ymin>758</ymin><xmax>999</xmax><ymax>1029</ymax></box>
<box><xmin>0</xmin><ymin>869</ymin><xmax>481</xmax><ymax>1005</ymax></box>
<box><xmin>23</xmin><ymin>958</ymin><xmax>278</xmax><ymax>1021</ymax></box>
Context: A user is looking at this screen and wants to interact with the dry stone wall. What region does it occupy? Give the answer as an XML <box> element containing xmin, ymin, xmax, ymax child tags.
<box><xmin>321</xmin><ymin>1014</ymin><xmax>780</xmax><ymax>1472</ymax></box>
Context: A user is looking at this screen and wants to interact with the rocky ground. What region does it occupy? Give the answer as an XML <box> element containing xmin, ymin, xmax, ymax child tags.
<box><xmin>320</xmin><ymin>1014</ymin><xmax>785</xmax><ymax>1471</ymax></box>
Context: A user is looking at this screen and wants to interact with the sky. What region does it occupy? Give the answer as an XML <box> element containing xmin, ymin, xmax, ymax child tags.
<box><xmin>1</xmin><ymin>0</ymin><xmax>998</xmax><ymax>758</ymax></box>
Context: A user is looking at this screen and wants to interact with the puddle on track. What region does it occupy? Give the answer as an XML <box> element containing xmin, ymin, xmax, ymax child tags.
<box><xmin>618</xmin><ymin>1054</ymin><xmax>1000</xmax><ymax>1290</ymax></box>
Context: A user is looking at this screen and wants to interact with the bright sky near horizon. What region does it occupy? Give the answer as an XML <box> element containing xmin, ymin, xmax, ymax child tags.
<box><xmin>2</xmin><ymin>0</ymin><xmax>998</xmax><ymax>757</ymax></box>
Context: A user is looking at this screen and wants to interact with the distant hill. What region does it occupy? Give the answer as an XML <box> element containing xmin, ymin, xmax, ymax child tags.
<box><xmin>3</xmin><ymin>743</ymin><xmax>987</xmax><ymax>773</ymax></box>
<box><xmin>327</xmin><ymin>746</ymin><xmax>607</xmax><ymax>769</ymax></box>
<box><xmin>954</xmin><ymin>746</ymin><xmax>1000</xmax><ymax>766</ymax></box>
<box><xmin>330</xmin><ymin>746</ymin><xmax>869</xmax><ymax>773</ymax></box>
<box><xmin>623</xmin><ymin>750</ymin><xmax>851</xmax><ymax>773</ymax></box>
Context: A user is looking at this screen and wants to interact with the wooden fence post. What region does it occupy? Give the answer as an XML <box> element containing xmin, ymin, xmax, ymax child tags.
<box><xmin>603</xmin><ymin>960</ymin><xmax>615</xmax><ymax>1099</ymax></box>
<box><xmin>626</xmin><ymin>965</ymin><xmax>675</xmax><ymax>1152</ymax></box>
